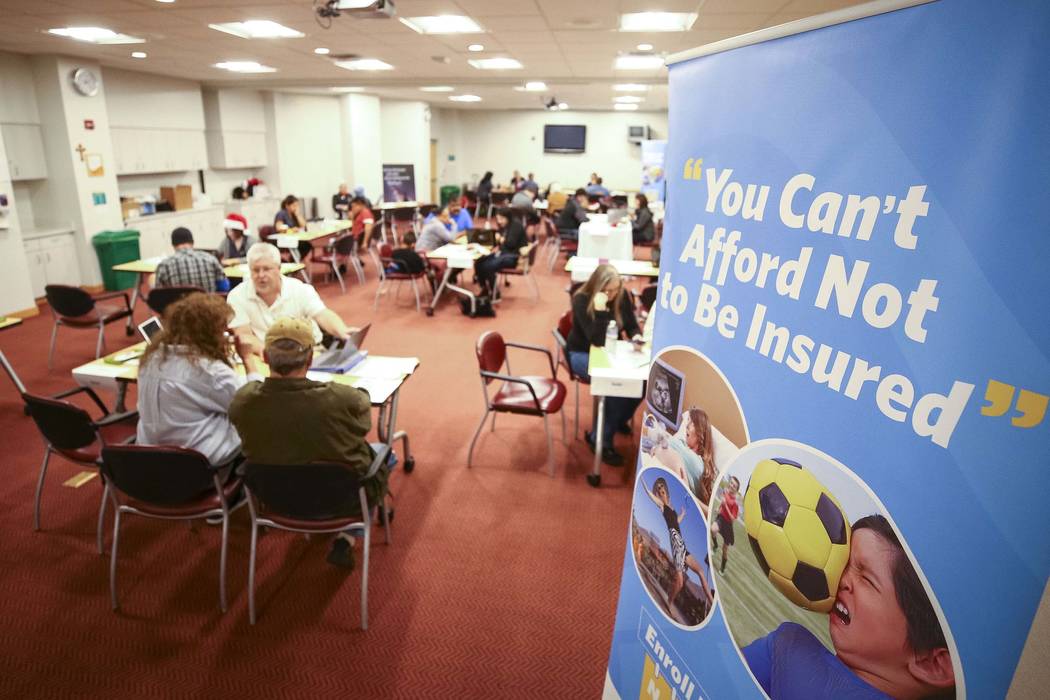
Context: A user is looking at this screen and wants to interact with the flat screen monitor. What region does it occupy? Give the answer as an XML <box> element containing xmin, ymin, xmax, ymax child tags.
<box><xmin>646</xmin><ymin>357</ymin><xmax>686</xmax><ymax>431</ymax></box>
<box><xmin>544</xmin><ymin>125</ymin><xmax>586</xmax><ymax>154</ymax></box>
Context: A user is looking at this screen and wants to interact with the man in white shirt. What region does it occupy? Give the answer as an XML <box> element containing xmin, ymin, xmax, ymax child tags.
<box><xmin>228</xmin><ymin>242</ymin><xmax>357</xmax><ymax>354</ymax></box>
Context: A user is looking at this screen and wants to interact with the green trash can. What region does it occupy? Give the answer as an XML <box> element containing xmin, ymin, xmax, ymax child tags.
<box><xmin>440</xmin><ymin>185</ymin><xmax>461</xmax><ymax>207</ymax></box>
<box><xmin>92</xmin><ymin>229</ymin><xmax>141</xmax><ymax>291</ymax></box>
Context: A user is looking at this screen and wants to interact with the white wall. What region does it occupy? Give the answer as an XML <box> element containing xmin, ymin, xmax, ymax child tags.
<box><xmin>0</xmin><ymin>118</ymin><xmax>37</xmax><ymax>315</ymax></box>
<box><xmin>380</xmin><ymin>101</ymin><xmax>430</xmax><ymax>202</ymax></box>
<box><xmin>341</xmin><ymin>93</ymin><xmax>382</xmax><ymax>202</ymax></box>
<box><xmin>0</xmin><ymin>52</ymin><xmax>40</xmax><ymax>125</ymax></box>
<box><xmin>433</xmin><ymin>108</ymin><xmax>668</xmax><ymax>193</ymax></box>
<box><xmin>271</xmin><ymin>93</ymin><xmax>345</xmax><ymax>212</ymax></box>
<box><xmin>103</xmin><ymin>67</ymin><xmax>204</xmax><ymax>130</ymax></box>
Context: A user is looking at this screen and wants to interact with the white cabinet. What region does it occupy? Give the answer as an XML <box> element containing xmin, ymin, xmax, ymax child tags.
<box><xmin>205</xmin><ymin>129</ymin><xmax>267</xmax><ymax>169</ymax></box>
<box><xmin>113</xmin><ymin>127</ymin><xmax>208</xmax><ymax>175</ymax></box>
<box><xmin>2</xmin><ymin>124</ymin><xmax>48</xmax><ymax>181</ymax></box>
<box><xmin>124</xmin><ymin>207</ymin><xmax>226</xmax><ymax>259</ymax></box>
<box><xmin>23</xmin><ymin>233</ymin><xmax>81</xmax><ymax>297</ymax></box>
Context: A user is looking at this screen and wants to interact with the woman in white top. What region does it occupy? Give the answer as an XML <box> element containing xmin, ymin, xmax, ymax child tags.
<box><xmin>136</xmin><ymin>293</ymin><xmax>261</xmax><ymax>468</ymax></box>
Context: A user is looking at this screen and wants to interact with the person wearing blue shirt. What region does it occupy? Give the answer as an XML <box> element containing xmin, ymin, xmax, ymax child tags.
<box><xmin>425</xmin><ymin>201</ymin><xmax>473</xmax><ymax>232</ymax></box>
<box><xmin>586</xmin><ymin>175</ymin><xmax>610</xmax><ymax>198</ymax></box>
<box><xmin>741</xmin><ymin>515</ymin><xmax>956</xmax><ymax>700</ymax></box>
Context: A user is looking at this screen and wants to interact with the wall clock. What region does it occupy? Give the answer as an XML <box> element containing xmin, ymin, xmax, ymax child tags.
<box><xmin>71</xmin><ymin>67</ymin><xmax>99</xmax><ymax>97</ymax></box>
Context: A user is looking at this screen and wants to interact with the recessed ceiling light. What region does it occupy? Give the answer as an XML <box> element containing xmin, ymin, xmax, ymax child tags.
<box><xmin>614</xmin><ymin>54</ymin><xmax>665</xmax><ymax>70</ymax></box>
<box><xmin>335</xmin><ymin>58</ymin><xmax>394</xmax><ymax>71</ymax></box>
<box><xmin>420</xmin><ymin>86</ymin><xmax>455</xmax><ymax>92</ymax></box>
<box><xmin>613</xmin><ymin>83</ymin><xmax>650</xmax><ymax>92</ymax></box>
<box><xmin>468</xmin><ymin>44</ymin><xmax>484</xmax><ymax>52</ymax></box>
<box><xmin>330</xmin><ymin>86</ymin><xmax>364</xmax><ymax>93</ymax></box>
<box><xmin>468</xmin><ymin>57</ymin><xmax>523</xmax><ymax>70</ymax></box>
<box><xmin>558</xmin><ymin>102</ymin><xmax>569</xmax><ymax>110</ymax></box>
<box><xmin>214</xmin><ymin>61</ymin><xmax>276</xmax><ymax>73</ymax></box>
<box><xmin>314</xmin><ymin>47</ymin><xmax>330</xmax><ymax>55</ymax></box>
<box><xmin>636</xmin><ymin>43</ymin><xmax>653</xmax><ymax>51</ymax></box>
<box><xmin>619</xmin><ymin>12</ymin><xmax>697</xmax><ymax>32</ymax></box>
<box><xmin>449</xmin><ymin>94</ymin><xmax>482</xmax><ymax>102</ymax></box>
<box><xmin>614</xmin><ymin>95</ymin><xmax>644</xmax><ymax>103</ymax></box>
<box><xmin>614</xmin><ymin>103</ymin><xmax>639</xmax><ymax>111</ymax></box>
<box><xmin>156</xmin><ymin>0</ymin><xmax>175</xmax><ymax>3</ymax></box>
<box><xmin>522</xmin><ymin>81</ymin><xmax>547</xmax><ymax>92</ymax></box>
<box><xmin>131</xmin><ymin>51</ymin><xmax>147</xmax><ymax>59</ymax></box>
<box><xmin>48</xmin><ymin>27</ymin><xmax>144</xmax><ymax>44</ymax></box>
<box><xmin>209</xmin><ymin>20</ymin><xmax>304</xmax><ymax>39</ymax></box>
<box><xmin>400</xmin><ymin>16</ymin><xmax>483</xmax><ymax>34</ymax></box>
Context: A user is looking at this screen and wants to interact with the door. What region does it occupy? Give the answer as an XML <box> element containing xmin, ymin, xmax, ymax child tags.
<box><xmin>430</xmin><ymin>139</ymin><xmax>438</xmax><ymax>204</ymax></box>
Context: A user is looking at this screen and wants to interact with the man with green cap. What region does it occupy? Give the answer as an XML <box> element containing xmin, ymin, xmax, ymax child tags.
<box><xmin>230</xmin><ymin>317</ymin><xmax>386</xmax><ymax>569</ymax></box>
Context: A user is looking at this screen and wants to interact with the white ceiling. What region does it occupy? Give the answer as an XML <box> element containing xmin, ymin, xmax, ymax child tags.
<box><xmin>0</xmin><ymin>0</ymin><xmax>868</xmax><ymax>111</ymax></box>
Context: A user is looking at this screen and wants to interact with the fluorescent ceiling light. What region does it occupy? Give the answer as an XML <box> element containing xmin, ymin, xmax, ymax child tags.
<box><xmin>614</xmin><ymin>54</ymin><xmax>665</xmax><ymax>70</ymax></box>
<box><xmin>468</xmin><ymin>57</ymin><xmax>523</xmax><ymax>70</ymax></box>
<box><xmin>636</xmin><ymin>43</ymin><xmax>654</xmax><ymax>51</ymax></box>
<box><xmin>420</xmin><ymin>86</ymin><xmax>455</xmax><ymax>92</ymax></box>
<box><xmin>156</xmin><ymin>0</ymin><xmax>175</xmax><ymax>4</ymax></box>
<box><xmin>214</xmin><ymin>61</ymin><xmax>276</xmax><ymax>73</ymax></box>
<box><xmin>468</xmin><ymin>44</ymin><xmax>484</xmax><ymax>52</ymax></box>
<box><xmin>330</xmin><ymin>86</ymin><xmax>364</xmax><ymax>93</ymax></box>
<box><xmin>619</xmin><ymin>12</ymin><xmax>697</xmax><ymax>32</ymax></box>
<box><xmin>614</xmin><ymin>103</ymin><xmax>639</xmax><ymax>111</ymax></box>
<box><xmin>209</xmin><ymin>20</ymin><xmax>304</xmax><ymax>39</ymax></box>
<box><xmin>614</xmin><ymin>95</ymin><xmax>644</xmax><ymax>103</ymax></box>
<box><xmin>449</xmin><ymin>94</ymin><xmax>482</xmax><ymax>102</ymax></box>
<box><xmin>131</xmin><ymin>51</ymin><xmax>147</xmax><ymax>59</ymax></box>
<box><xmin>613</xmin><ymin>83</ymin><xmax>650</xmax><ymax>92</ymax></box>
<box><xmin>336</xmin><ymin>58</ymin><xmax>394</xmax><ymax>71</ymax></box>
<box><xmin>314</xmin><ymin>47</ymin><xmax>330</xmax><ymax>55</ymax></box>
<box><xmin>48</xmin><ymin>27</ymin><xmax>144</xmax><ymax>44</ymax></box>
<box><xmin>400</xmin><ymin>16</ymin><xmax>483</xmax><ymax>34</ymax></box>
<box><xmin>522</xmin><ymin>81</ymin><xmax>547</xmax><ymax>92</ymax></box>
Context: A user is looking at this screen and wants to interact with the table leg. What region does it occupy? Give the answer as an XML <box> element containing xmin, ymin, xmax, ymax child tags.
<box><xmin>589</xmin><ymin>397</ymin><xmax>606</xmax><ymax>487</ymax></box>
<box><xmin>114</xmin><ymin>380</ymin><xmax>130</xmax><ymax>414</ymax></box>
<box><xmin>428</xmin><ymin>266</ymin><xmax>453</xmax><ymax>312</ymax></box>
<box><xmin>0</xmin><ymin>348</ymin><xmax>27</xmax><ymax>395</ymax></box>
<box><xmin>129</xmin><ymin>272</ymin><xmax>145</xmax><ymax>309</ymax></box>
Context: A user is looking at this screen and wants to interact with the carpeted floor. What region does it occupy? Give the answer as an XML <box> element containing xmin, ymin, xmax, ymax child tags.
<box><xmin>0</xmin><ymin>239</ymin><xmax>650</xmax><ymax>698</ymax></box>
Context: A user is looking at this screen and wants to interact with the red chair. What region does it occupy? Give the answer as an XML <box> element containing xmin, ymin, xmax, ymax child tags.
<box><xmin>22</xmin><ymin>387</ymin><xmax>138</xmax><ymax>551</ymax></box>
<box><xmin>496</xmin><ymin>243</ymin><xmax>540</xmax><ymax>302</ymax></box>
<box><xmin>313</xmin><ymin>234</ymin><xmax>364</xmax><ymax>294</ymax></box>
<box><xmin>552</xmin><ymin>310</ymin><xmax>590</xmax><ymax>439</ymax></box>
<box><xmin>373</xmin><ymin>242</ymin><xmax>429</xmax><ymax>312</ymax></box>
<box><xmin>44</xmin><ymin>285</ymin><xmax>134</xmax><ymax>369</ymax></box>
<box><xmin>468</xmin><ymin>331</ymin><xmax>567</xmax><ymax>476</ymax></box>
<box><xmin>100</xmin><ymin>445</ymin><xmax>243</xmax><ymax>613</ymax></box>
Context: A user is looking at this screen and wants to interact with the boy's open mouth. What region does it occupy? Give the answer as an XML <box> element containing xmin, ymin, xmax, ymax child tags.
<box><xmin>833</xmin><ymin>600</ymin><xmax>851</xmax><ymax>626</ymax></box>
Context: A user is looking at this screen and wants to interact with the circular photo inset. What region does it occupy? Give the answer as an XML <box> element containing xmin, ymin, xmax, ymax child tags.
<box><xmin>638</xmin><ymin>345</ymin><xmax>749</xmax><ymax>517</ymax></box>
<box><xmin>631</xmin><ymin>467</ymin><xmax>716</xmax><ymax>628</ymax></box>
<box><xmin>711</xmin><ymin>440</ymin><xmax>962</xmax><ymax>699</ymax></box>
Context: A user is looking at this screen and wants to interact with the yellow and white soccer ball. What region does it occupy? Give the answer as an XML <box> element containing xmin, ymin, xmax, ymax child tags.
<box><xmin>743</xmin><ymin>457</ymin><xmax>851</xmax><ymax>613</ymax></box>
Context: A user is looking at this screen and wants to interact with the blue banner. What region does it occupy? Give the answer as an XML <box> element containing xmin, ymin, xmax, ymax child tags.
<box><xmin>641</xmin><ymin>140</ymin><xmax>668</xmax><ymax>206</ymax></box>
<box><xmin>604</xmin><ymin>1</ymin><xmax>1050</xmax><ymax>698</ymax></box>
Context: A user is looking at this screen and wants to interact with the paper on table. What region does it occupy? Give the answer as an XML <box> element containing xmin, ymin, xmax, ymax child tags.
<box><xmin>143</xmin><ymin>256</ymin><xmax>165</xmax><ymax>265</ymax></box>
<box><xmin>353</xmin><ymin>356</ymin><xmax>419</xmax><ymax>378</ymax></box>
<box><xmin>306</xmin><ymin>371</ymin><xmax>335</xmax><ymax>383</ymax></box>
<box><xmin>347</xmin><ymin>376</ymin><xmax>402</xmax><ymax>404</ymax></box>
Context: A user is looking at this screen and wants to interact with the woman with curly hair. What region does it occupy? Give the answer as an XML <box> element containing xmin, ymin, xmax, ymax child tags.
<box><xmin>136</xmin><ymin>293</ymin><xmax>262</xmax><ymax>469</ymax></box>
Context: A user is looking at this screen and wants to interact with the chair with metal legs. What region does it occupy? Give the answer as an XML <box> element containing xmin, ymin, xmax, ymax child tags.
<box><xmin>495</xmin><ymin>243</ymin><xmax>540</xmax><ymax>302</ymax></box>
<box><xmin>373</xmin><ymin>243</ymin><xmax>429</xmax><ymax>313</ymax></box>
<box><xmin>22</xmin><ymin>387</ymin><xmax>138</xmax><ymax>551</ymax></box>
<box><xmin>551</xmin><ymin>310</ymin><xmax>590</xmax><ymax>439</ymax></box>
<box><xmin>99</xmin><ymin>445</ymin><xmax>243</xmax><ymax>613</ymax></box>
<box><xmin>467</xmin><ymin>331</ymin><xmax>567</xmax><ymax>476</ymax></box>
<box><xmin>314</xmin><ymin>234</ymin><xmax>364</xmax><ymax>293</ymax></box>
<box><xmin>44</xmin><ymin>285</ymin><xmax>134</xmax><ymax>369</ymax></box>
<box><xmin>241</xmin><ymin>445</ymin><xmax>392</xmax><ymax>628</ymax></box>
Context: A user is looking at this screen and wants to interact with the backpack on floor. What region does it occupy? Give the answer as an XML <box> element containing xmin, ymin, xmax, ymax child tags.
<box><xmin>460</xmin><ymin>295</ymin><xmax>495</xmax><ymax>318</ymax></box>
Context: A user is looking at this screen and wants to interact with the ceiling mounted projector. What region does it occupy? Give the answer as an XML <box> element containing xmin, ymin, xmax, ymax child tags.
<box><xmin>315</xmin><ymin>0</ymin><xmax>396</xmax><ymax>26</ymax></box>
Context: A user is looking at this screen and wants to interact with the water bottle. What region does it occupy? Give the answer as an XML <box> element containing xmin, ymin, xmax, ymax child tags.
<box><xmin>605</xmin><ymin>320</ymin><xmax>618</xmax><ymax>353</ymax></box>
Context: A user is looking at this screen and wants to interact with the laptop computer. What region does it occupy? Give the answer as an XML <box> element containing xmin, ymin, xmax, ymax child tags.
<box><xmin>466</xmin><ymin>228</ymin><xmax>496</xmax><ymax>247</ymax></box>
<box><xmin>137</xmin><ymin>316</ymin><xmax>163</xmax><ymax>344</ymax></box>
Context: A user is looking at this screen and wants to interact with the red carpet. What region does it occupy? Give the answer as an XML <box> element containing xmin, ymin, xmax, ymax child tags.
<box><xmin>0</xmin><ymin>242</ymin><xmax>649</xmax><ymax>698</ymax></box>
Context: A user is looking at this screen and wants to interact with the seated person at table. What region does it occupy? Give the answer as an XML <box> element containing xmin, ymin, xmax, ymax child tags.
<box><xmin>227</xmin><ymin>243</ymin><xmax>357</xmax><ymax>351</ymax></box>
<box><xmin>154</xmin><ymin>226</ymin><xmax>227</xmax><ymax>293</ymax></box>
<box><xmin>631</xmin><ymin>193</ymin><xmax>656</xmax><ymax>244</ymax></box>
<box><xmin>416</xmin><ymin>206</ymin><xmax>458</xmax><ymax>252</ymax></box>
<box><xmin>273</xmin><ymin>194</ymin><xmax>313</xmax><ymax>261</ymax></box>
<box><xmin>426</xmin><ymin>200</ymin><xmax>473</xmax><ymax>232</ymax></box>
<box><xmin>352</xmin><ymin>185</ymin><xmax>374</xmax><ymax>211</ymax></box>
<box><xmin>567</xmin><ymin>264</ymin><xmax>643</xmax><ymax>466</ymax></box>
<box><xmin>586</xmin><ymin>176</ymin><xmax>610</xmax><ymax>198</ymax></box>
<box><xmin>522</xmin><ymin>172</ymin><xmax>539</xmax><ymax>193</ymax></box>
<box><xmin>556</xmin><ymin>188</ymin><xmax>590</xmax><ymax>238</ymax></box>
<box><xmin>217</xmin><ymin>213</ymin><xmax>255</xmax><ymax>260</ymax></box>
<box><xmin>350</xmin><ymin>196</ymin><xmax>377</xmax><ymax>248</ymax></box>
<box><xmin>332</xmin><ymin>183</ymin><xmax>352</xmax><ymax>220</ymax></box>
<box><xmin>230</xmin><ymin>317</ymin><xmax>388</xmax><ymax>569</ymax></box>
<box><xmin>137</xmin><ymin>293</ymin><xmax>262</xmax><ymax>472</ymax></box>
<box><xmin>475</xmin><ymin>208</ymin><xmax>527</xmax><ymax>297</ymax></box>
<box><xmin>510</xmin><ymin>169</ymin><xmax>524</xmax><ymax>191</ymax></box>
<box><xmin>511</xmin><ymin>184</ymin><xmax>537</xmax><ymax>213</ymax></box>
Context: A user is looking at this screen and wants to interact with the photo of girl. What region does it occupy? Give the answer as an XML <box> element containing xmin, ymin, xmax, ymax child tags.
<box><xmin>631</xmin><ymin>468</ymin><xmax>715</xmax><ymax>628</ymax></box>
<box><xmin>713</xmin><ymin>441</ymin><xmax>960</xmax><ymax>700</ymax></box>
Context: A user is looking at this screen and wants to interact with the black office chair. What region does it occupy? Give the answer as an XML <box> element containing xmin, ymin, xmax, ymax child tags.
<box><xmin>44</xmin><ymin>285</ymin><xmax>134</xmax><ymax>368</ymax></box>
<box><xmin>241</xmin><ymin>445</ymin><xmax>392</xmax><ymax>628</ymax></box>
<box><xmin>146</xmin><ymin>285</ymin><xmax>205</xmax><ymax>316</ymax></box>
<box><xmin>100</xmin><ymin>445</ymin><xmax>242</xmax><ymax>613</ymax></box>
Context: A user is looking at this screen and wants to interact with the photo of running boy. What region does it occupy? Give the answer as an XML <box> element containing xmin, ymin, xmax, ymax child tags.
<box><xmin>710</xmin><ymin>476</ymin><xmax>740</xmax><ymax>575</ymax></box>
<box><xmin>631</xmin><ymin>469</ymin><xmax>715</xmax><ymax>628</ymax></box>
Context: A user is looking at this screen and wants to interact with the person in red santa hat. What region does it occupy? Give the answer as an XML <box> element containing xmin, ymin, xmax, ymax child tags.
<box><xmin>218</xmin><ymin>213</ymin><xmax>255</xmax><ymax>260</ymax></box>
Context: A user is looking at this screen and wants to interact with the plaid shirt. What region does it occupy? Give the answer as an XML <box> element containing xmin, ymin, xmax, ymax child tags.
<box><xmin>155</xmin><ymin>248</ymin><xmax>225</xmax><ymax>292</ymax></box>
